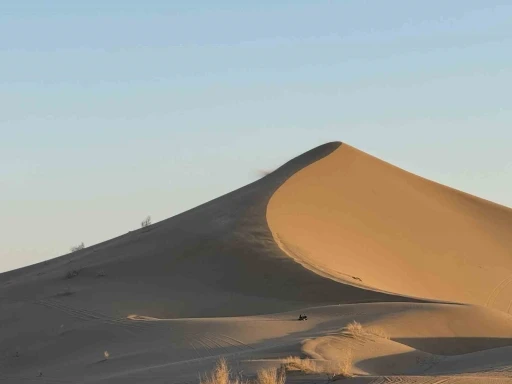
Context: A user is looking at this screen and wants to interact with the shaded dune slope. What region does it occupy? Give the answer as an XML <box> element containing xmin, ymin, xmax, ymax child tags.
<box><xmin>0</xmin><ymin>142</ymin><xmax>414</xmax><ymax>322</ymax></box>
<box><xmin>268</xmin><ymin>143</ymin><xmax>512</xmax><ymax>311</ymax></box>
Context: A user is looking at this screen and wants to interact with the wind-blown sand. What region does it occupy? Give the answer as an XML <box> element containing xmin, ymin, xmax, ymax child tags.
<box><xmin>1</xmin><ymin>142</ymin><xmax>511</xmax><ymax>383</ymax></box>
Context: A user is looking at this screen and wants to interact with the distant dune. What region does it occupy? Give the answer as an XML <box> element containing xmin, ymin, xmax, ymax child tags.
<box><xmin>1</xmin><ymin>142</ymin><xmax>512</xmax><ymax>383</ymax></box>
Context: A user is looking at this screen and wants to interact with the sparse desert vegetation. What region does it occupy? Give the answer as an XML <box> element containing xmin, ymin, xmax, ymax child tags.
<box><xmin>325</xmin><ymin>353</ymin><xmax>353</xmax><ymax>381</ymax></box>
<box><xmin>283</xmin><ymin>356</ymin><xmax>318</xmax><ymax>373</ymax></box>
<box><xmin>200</xmin><ymin>358</ymin><xmax>244</xmax><ymax>384</ymax></box>
<box><xmin>200</xmin><ymin>358</ymin><xmax>286</xmax><ymax>384</ymax></box>
<box><xmin>284</xmin><ymin>354</ymin><xmax>352</xmax><ymax>380</ymax></box>
<box><xmin>65</xmin><ymin>267</ymin><xmax>82</xmax><ymax>279</ymax></box>
<box><xmin>343</xmin><ymin>320</ymin><xmax>388</xmax><ymax>340</ymax></box>
<box><xmin>141</xmin><ymin>215</ymin><xmax>152</xmax><ymax>228</ymax></box>
<box><xmin>255</xmin><ymin>367</ymin><xmax>285</xmax><ymax>384</ymax></box>
<box><xmin>65</xmin><ymin>268</ymin><xmax>81</xmax><ymax>279</ymax></box>
<box><xmin>200</xmin><ymin>358</ymin><xmax>226</xmax><ymax>384</ymax></box>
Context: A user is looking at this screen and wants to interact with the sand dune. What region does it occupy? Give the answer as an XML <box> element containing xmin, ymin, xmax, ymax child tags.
<box><xmin>1</xmin><ymin>141</ymin><xmax>511</xmax><ymax>383</ymax></box>
<box><xmin>268</xmin><ymin>143</ymin><xmax>512</xmax><ymax>309</ymax></box>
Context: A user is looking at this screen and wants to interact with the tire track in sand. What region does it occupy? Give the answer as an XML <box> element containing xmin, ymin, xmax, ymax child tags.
<box><xmin>485</xmin><ymin>274</ymin><xmax>512</xmax><ymax>309</ymax></box>
<box><xmin>35</xmin><ymin>299</ymin><xmax>153</xmax><ymax>331</ymax></box>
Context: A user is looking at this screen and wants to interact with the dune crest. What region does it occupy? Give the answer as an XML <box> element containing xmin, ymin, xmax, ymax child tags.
<box><xmin>268</xmin><ymin>143</ymin><xmax>512</xmax><ymax>310</ymax></box>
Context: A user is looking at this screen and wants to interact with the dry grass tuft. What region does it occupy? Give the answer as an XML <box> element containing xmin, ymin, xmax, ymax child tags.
<box><xmin>200</xmin><ymin>358</ymin><xmax>285</xmax><ymax>384</ymax></box>
<box><xmin>343</xmin><ymin>320</ymin><xmax>388</xmax><ymax>340</ymax></box>
<box><xmin>200</xmin><ymin>358</ymin><xmax>231</xmax><ymax>384</ymax></box>
<box><xmin>325</xmin><ymin>349</ymin><xmax>353</xmax><ymax>380</ymax></box>
<box><xmin>141</xmin><ymin>215</ymin><xmax>152</xmax><ymax>228</ymax></box>
<box><xmin>365</xmin><ymin>326</ymin><xmax>389</xmax><ymax>339</ymax></box>
<box><xmin>256</xmin><ymin>367</ymin><xmax>286</xmax><ymax>384</ymax></box>
<box><xmin>284</xmin><ymin>356</ymin><xmax>318</xmax><ymax>373</ymax></box>
<box><xmin>346</xmin><ymin>320</ymin><xmax>363</xmax><ymax>333</ymax></box>
<box><xmin>65</xmin><ymin>268</ymin><xmax>82</xmax><ymax>279</ymax></box>
<box><xmin>284</xmin><ymin>354</ymin><xmax>353</xmax><ymax>380</ymax></box>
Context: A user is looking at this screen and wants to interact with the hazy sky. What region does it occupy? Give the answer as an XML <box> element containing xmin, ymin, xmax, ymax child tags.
<box><xmin>1</xmin><ymin>1</ymin><xmax>511</xmax><ymax>273</ymax></box>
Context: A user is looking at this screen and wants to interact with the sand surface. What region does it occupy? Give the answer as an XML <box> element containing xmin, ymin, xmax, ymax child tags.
<box><xmin>1</xmin><ymin>142</ymin><xmax>512</xmax><ymax>383</ymax></box>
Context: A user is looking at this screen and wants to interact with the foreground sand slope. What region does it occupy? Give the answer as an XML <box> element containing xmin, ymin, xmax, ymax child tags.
<box><xmin>268</xmin><ymin>143</ymin><xmax>512</xmax><ymax>310</ymax></box>
<box><xmin>1</xmin><ymin>302</ymin><xmax>510</xmax><ymax>383</ymax></box>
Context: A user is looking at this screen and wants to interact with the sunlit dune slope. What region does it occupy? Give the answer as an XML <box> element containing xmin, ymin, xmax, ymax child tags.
<box><xmin>268</xmin><ymin>143</ymin><xmax>512</xmax><ymax>311</ymax></box>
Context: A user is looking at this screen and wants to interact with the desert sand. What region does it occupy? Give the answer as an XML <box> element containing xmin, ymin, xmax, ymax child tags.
<box><xmin>1</xmin><ymin>142</ymin><xmax>512</xmax><ymax>383</ymax></box>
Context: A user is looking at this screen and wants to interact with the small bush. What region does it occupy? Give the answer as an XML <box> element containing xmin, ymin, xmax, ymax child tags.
<box><xmin>284</xmin><ymin>354</ymin><xmax>352</xmax><ymax>380</ymax></box>
<box><xmin>65</xmin><ymin>269</ymin><xmax>81</xmax><ymax>279</ymax></box>
<box><xmin>141</xmin><ymin>216</ymin><xmax>152</xmax><ymax>228</ymax></box>
<box><xmin>325</xmin><ymin>350</ymin><xmax>353</xmax><ymax>381</ymax></box>
<box><xmin>365</xmin><ymin>326</ymin><xmax>389</xmax><ymax>339</ymax></box>
<box><xmin>284</xmin><ymin>356</ymin><xmax>317</xmax><ymax>373</ymax></box>
<box><xmin>70</xmin><ymin>242</ymin><xmax>85</xmax><ymax>252</ymax></box>
<box><xmin>345</xmin><ymin>320</ymin><xmax>364</xmax><ymax>336</ymax></box>
<box><xmin>200</xmin><ymin>358</ymin><xmax>231</xmax><ymax>384</ymax></box>
<box><xmin>256</xmin><ymin>367</ymin><xmax>285</xmax><ymax>384</ymax></box>
<box><xmin>343</xmin><ymin>320</ymin><xmax>388</xmax><ymax>340</ymax></box>
<box><xmin>200</xmin><ymin>358</ymin><xmax>285</xmax><ymax>384</ymax></box>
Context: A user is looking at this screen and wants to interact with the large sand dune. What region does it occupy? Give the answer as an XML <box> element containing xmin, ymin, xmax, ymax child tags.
<box><xmin>1</xmin><ymin>142</ymin><xmax>512</xmax><ymax>383</ymax></box>
<box><xmin>268</xmin><ymin>143</ymin><xmax>512</xmax><ymax>309</ymax></box>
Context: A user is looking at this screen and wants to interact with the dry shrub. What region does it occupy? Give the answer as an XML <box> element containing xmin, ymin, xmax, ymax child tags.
<box><xmin>200</xmin><ymin>358</ymin><xmax>286</xmax><ymax>384</ymax></box>
<box><xmin>284</xmin><ymin>356</ymin><xmax>318</xmax><ymax>373</ymax></box>
<box><xmin>284</xmin><ymin>354</ymin><xmax>353</xmax><ymax>380</ymax></box>
<box><xmin>365</xmin><ymin>326</ymin><xmax>389</xmax><ymax>339</ymax></box>
<box><xmin>141</xmin><ymin>216</ymin><xmax>152</xmax><ymax>228</ymax></box>
<box><xmin>345</xmin><ymin>321</ymin><xmax>364</xmax><ymax>336</ymax></box>
<box><xmin>65</xmin><ymin>269</ymin><xmax>81</xmax><ymax>279</ymax></box>
<box><xmin>325</xmin><ymin>349</ymin><xmax>353</xmax><ymax>380</ymax></box>
<box><xmin>256</xmin><ymin>367</ymin><xmax>286</xmax><ymax>384</ymax></box>
<box><xmin>343</xmin><ymin>321</ymin><xmax>388</xmax><ymax>340</ymax></box>
<box><xmin>200</xmin><ymin>358</ymin><xmax>231</xmax><ymax>384</ymax></box>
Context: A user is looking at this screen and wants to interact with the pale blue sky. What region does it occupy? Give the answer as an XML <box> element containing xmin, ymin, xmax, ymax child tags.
<box><xmin>1</xmin><ymin>1</ymin><xmax>511</xmax><ymax>273</ymax></box>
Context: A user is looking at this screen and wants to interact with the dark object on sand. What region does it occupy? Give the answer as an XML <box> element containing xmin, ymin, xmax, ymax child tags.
<box><xmin>298</xmin><ymin>314</ymin><xmax>308</xmax><ymax>321</ymax></box>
